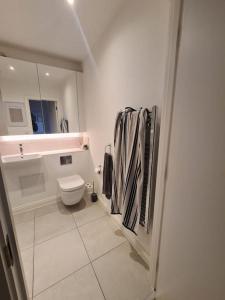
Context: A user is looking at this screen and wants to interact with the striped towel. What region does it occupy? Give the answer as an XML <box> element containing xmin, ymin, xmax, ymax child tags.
<box><xmin>111</xmin><ymin>108</ymin><xmax>151</xmax><ymax>234</ymax></box>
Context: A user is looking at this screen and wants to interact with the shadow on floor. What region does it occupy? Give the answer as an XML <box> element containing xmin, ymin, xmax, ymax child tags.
<box><xmin>129</xmin><ymin>244</ymin><xmax>149</xmax><ymax>270</ymax></box>
<box><xmin>56</xmin><ymin>197</ymin><xmax>92</xmax><ymax>215</ymax></box>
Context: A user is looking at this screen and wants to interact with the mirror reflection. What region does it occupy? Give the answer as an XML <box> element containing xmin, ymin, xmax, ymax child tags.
<box><xmin>0</xmin><ymin>57</ymin><xmax>80</xmax><ymax>135</ymax></box>
<box><xmin>0</xmin><ymin>57</ymin><xmax>40</xmax><ymax>135</ymax></box>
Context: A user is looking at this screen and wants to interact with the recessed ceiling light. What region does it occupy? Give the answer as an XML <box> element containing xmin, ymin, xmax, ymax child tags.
<box><xmin>67</xmin><ymin>0</ymin><xmax>74</xmax><ymax>5</ymax></box>
<box><xmin>45</xmin><ymin>72</ymin><xmax>50</xmax><ymax>77</ymax></box>
<box><xmin>9</xmin><ymin>66</ymin><xmax>15</xmax><ymax>71</ymax></box>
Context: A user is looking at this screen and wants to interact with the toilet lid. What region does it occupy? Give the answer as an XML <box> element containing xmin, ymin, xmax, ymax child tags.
<box><xmin>57</xmin><ymin>175</ymin><xmax>85</xmax><ymax>192</ymax></box>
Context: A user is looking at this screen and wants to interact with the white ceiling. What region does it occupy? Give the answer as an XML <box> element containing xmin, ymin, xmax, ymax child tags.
<box><xmin>75</xmin><ymin>0</ymin><xmax>127</xmax><ymax>51</ymax></box>
<box><xmin>0</xmin><ymin>0</ymin><xmax>127</xmax><ymax>62</ymax></box>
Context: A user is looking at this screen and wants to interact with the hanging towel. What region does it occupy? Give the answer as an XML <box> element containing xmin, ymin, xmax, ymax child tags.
<box><xmin>111</xmin><ymin>108</ymin><xmax>151</xmax><ymax>234</ymax></box>
<box><xmin>102</xmin><ymin>153</ymin><xmax>113</xmax><ymax>199</ymax></box>
<box><xmin>111</xmin><ymin>111</ymin><xmax>125</xmax><ymax>214</ymax></box>
<box><xmin>60</xmin><ymin>118</ymin><xmax>69</xmax><ymax>133</ymax></box>
<box><xmin>144</xmin><ymin>106</ymin><xmax>158</xmax><ymax>233</ymax></box>
<box><xmin>140</xmin><ymin>111</ymin><xmax>151</xmax><ymax>227</ymax></box>
<box><xmin>122</xmin><ymin>109</ymin><xmax>149</xmax><ymax>234</ymax></box>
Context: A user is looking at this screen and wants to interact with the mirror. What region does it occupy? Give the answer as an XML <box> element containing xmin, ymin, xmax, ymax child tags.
<box><xmin>0</xmin><ymin>57</ymin><xmax>40</xmax><ymax>135</ymax></box>
<box><xmin>0</xmin><ymin>57</ymin><xmax>80</xmax><ymax>135</ymax></box>
<box><xmin>37</xmin><ymin>64</ymin><xmax>80</xmax><ymax>134</ymax></box>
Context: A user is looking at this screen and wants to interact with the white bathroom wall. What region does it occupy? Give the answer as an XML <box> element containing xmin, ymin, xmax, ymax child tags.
<box><xmin>2</xmin><ymin>150</ymin><xmax>94</xmax><ymax>212</ymax></box>
<box><xmin>82</xmin><ymin>0</ymin><xmax>171</xmax><ymax>255</ymax></box>
<box><xmin>156</xmin><ymin>0</ymin><xmax>225</xmax><ymax>299</ymax></box>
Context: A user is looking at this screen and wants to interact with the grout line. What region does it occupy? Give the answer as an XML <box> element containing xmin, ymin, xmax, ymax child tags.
<box><xmin>33</xmin><ymin>262</ymin><xmax>91</xmax><ymax>298</ymax></box>
<box><xmin>18</xmin><ymin>201</ymin><xmax>129</xmax><ymax>299</ymax></box>
<box><xmin>19</xmin><ymin>205</ymin><xmax>106</xmax><ymax>249</ymax></box>
<box><xmin>71</xmin><ymin>211</ymin><xmax>78</xmax><ymax>227</ymax></box>
<box><xmin>32</xmin><ymin>205</ymin><xmax>105</xmax><ymax>298</ymax></box>
<box><xmin>76</xmin><ymin>224</ymin><xmax>107</xmax><ymax>300</ymax></box>
<box><xmin>34</xmin><ymin>209</ymin><xmax>64</xmax><ymax>220</ymax></box>
<box><xmin>20</xmin><ymin>213</ymin><xmax>126</xmax><ymax>300</ymax></box>
<box><xmin>13</xmin><ymin>210</ymin><xmax>35</xmax><ymax>224</ymax></box>
<box><xmin>34</xmin><ymin>206</ymin><xmax>74</xmax><ymax>219</ymax></box>
<box><xmin>75</xmin><ymin>213</ymin><xmax>107</xmax><ymax>228</ymax></box>
<box><xmin>72</xmin><ymin>206</ymin><xmax>129</xmax><ymax>263</ymax></box>
<box><xmin>90</xmin><ymin>263</ymin><xmax>107</xmax><ymax>300</ymax></box>
<box><xmin>34</xmin><ymin>225</ymin><xmax>76</xmax><ymax>247</ymax></box>
<box><xmin>20</xmin><ymin>244</ymin><xmax>34</xmax><ymax>252</ymax></box>
<box><xmin>33</xmin><ymin>236</ymin><xmax>128</xmax><ymax>300</ymax></box>
<box><xmin>91</xmin><ymin>240</ymin><xmax>128</xmax><ymax>263</ymax></box>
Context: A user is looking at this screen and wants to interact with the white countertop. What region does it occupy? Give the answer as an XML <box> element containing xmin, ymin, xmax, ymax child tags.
<box><xmin>1</xmin><ymin>148</ymin><xmax>86</xmax><ymax>160</ymax></box>
<box><xmin>35</xmin><ymin>148</ymin><xmax>86</xmax><ymax>156</ymax></box>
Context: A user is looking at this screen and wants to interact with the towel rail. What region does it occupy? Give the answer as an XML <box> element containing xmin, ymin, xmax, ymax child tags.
<box><xmin>105</xmin><ymin>144</ymin><xmax>112</xmax><ymax>154</ymax></box>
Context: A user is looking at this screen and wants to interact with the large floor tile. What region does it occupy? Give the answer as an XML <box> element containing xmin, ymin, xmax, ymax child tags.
<box><xmin>35</xmin><ymin>210</ymin><xmax>76</xmax><ymax>244</ymax></box>
<box><xmin>79</xmin><ymin>216</ymin><xmax>126</xmax><ymax>260</ymax></box>
<box><xmin>13</xmin><ymin>211</ymin><xmax>34</xmax><ymax>225</ymax></box>
<box><xmin>93</xmin><ymin>242</ymin><xmax>151</xmax><ymax>300</ymax></box>
<box><xmin>15</xmin><ymin>220</ymin><xmax>34</xmax><ymax>250</ymax></box>
<box><xmin>34</xmin><ymin>264</ymin><xmax>104</xmax><ymax>300</ymax></box>
<box><xmin>73</xmin><ymin>203</ymin><xmax>106</xmax><ymax>227</ymax></box>
<box><xmin>33</xmin><ymin>229</ymin><xmax>89</xmax><ymax>296</ymax></box>
<box><xmin>34</xmin><ymin>202</ymin><xmax>71</xmax><ymax>218</ymax></box>
<box><xmin>21</xmin><ymin>247</ymin><xmax>33</xmax><ymax>299</ymax></box>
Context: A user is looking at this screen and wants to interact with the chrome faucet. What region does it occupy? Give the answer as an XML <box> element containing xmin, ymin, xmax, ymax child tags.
<box><xmin>19</xmin><ymin>144</ymin><xmax>23</xmax><ymax>158</ymax></box>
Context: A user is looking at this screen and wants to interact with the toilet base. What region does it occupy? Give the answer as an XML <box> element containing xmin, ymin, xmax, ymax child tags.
<box><xmin>61</xmin><ymin>186</ymin><xmax>85</xmax><ymax>206</ymax></box>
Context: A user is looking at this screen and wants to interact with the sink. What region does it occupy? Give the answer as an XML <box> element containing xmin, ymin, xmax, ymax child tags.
<box><xmin>1</xmin><ymin>153</ymin><xmax>42</xmax><ymax>165</ymax></box>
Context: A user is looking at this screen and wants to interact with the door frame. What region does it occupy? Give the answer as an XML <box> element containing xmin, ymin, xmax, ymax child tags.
<box><xmin>0</xmin><ymin>165</ymin><xmax>28</xmax><ymax>299</ymax></box>
<box><xmin>149</xmin><ymin>0</ymin><xmax>183</xmax><ymax>293</ymax></box>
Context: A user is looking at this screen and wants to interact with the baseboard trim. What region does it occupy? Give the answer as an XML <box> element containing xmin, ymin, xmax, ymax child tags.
<box><xmin>12</xmin><ymin>196</ymin><xmax>60</xmax><ymax>215</ymax></box>
<box><xmin>13</xmin><ymin>189</ymin><xmax>90</xmax><ymax>215</ymax></box>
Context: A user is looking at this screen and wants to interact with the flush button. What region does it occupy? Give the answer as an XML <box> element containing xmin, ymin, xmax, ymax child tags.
<box><xmin>60</xmin><ymin>155</ymin><xmax>72</xmax><ymax>165</ymax></box>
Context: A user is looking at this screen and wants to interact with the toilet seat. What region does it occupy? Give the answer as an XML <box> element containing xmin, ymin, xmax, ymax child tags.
<box><xmin>58</xmin><ymin>175</ymin><xmax>85</xmax><ymax>192</ymax></box>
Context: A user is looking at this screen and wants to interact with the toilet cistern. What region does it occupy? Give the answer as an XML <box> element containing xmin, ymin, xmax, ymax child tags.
<box><xmin>19</xmin><ymin>144</ymin><xmax>23</xmax><ymax>158</ymax></box>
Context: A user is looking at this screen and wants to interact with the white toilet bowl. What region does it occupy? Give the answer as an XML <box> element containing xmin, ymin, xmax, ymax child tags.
<box><xmin>57</xmin><ymin>174</ymin><xmax>85</xmax><ymax>205</ymax></box>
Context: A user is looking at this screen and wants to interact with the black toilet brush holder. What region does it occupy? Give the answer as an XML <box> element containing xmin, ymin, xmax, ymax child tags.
<box><xmin>91</xmin><ymin>181</ymin><xmax>98</xmax><ymax>202</ymax></box>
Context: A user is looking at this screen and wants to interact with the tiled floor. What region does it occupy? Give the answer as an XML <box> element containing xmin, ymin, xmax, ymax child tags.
<box><xmin>13</xmin><ymin>198</ymin><xmax>151</xmax><ymax>300</ymax></box>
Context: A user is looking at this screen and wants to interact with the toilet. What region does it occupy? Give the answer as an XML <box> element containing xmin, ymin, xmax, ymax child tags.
<box><xmin>57</xmin><ymin>174</ymin><xmax>85</xmax><ymax>205</ymax></box>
